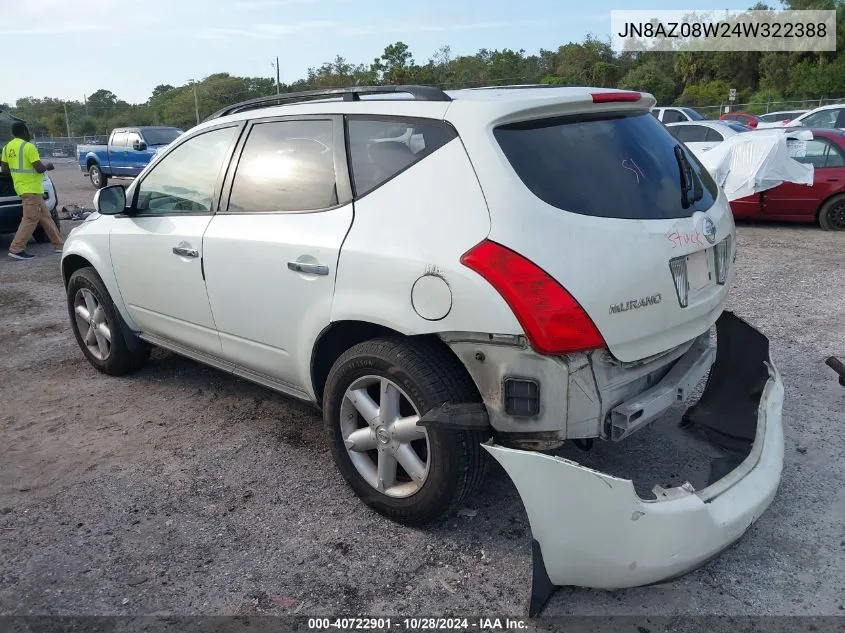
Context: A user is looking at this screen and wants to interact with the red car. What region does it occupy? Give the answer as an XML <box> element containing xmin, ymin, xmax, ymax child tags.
<box><xmin>730</xmin><ymin>128</ymin><xmax>845</xmax><ymax>230</ymax></box>
<box><xmin>720</xmin><ymin>112</ymin><xmax>760</xmax><ymax>129</ymax></box>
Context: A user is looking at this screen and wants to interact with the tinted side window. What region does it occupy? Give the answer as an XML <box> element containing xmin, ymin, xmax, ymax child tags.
<box><xmin>825</xmin><ymin>141</ymin><xmax>845</xmax><ymax>167</ymax></box>
<box><xmin>682</xmin><ymin>108</ymin><xmax>706</xmax><ymax>121</ymax></box>
<box><xmin>662</xmin><ymin>109</ymin><xmax>686</xmax><ymax>123</ymax></box>
<box><xmin>135</xmin><ymin>126</ymin><xmax>238</xmax><ymax>214</ymax></box>
<box><xmin>227</xmin><ymin>120</ymin><xmax>337</xmax><ymax>213</ymax></box>
<box><xmin>704</xmin><ymin>127</ymin><xmax>725</xmax><ymax>142</ymax></box>
<box><xmin>801</xmin><ymin>109</ymin><xmax>839</xmax><ymax>128</ymax></box>
<box><xmin>650</xmin><ymin>110</ymin><xmax>660</xmax><ymax>119</ymax></box>
<box><xmin>111</xmin><ymin>132</ymin><xmax>127</xmax><ymax>148</ymax></box>
<box><xmin>794</xmin><ymin>138</ymin><xmax>845</xmax><ymax>168</ymax></box>
<box><xmin>494</xmin><ymin>111</ymin><xmax>719</xmax><ymax>220</ymax></box>
<box><xmin>675</xmin><ymin>125</ymin><xmax>708</xmax><ymax>142</ymax></box>
<box><xmin>346</xmin><ymin>117</ymin><xmax>457</xmax><ymax>197</ymax></box>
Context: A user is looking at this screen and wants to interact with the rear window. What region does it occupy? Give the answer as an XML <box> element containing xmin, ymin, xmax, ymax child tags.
<box><xmin>719</xmin><ymin>121</ymin><xmax>750</xmax><ymax>133</ymax></box>
<box><xmin>682</xmin><ymin>108</ymin><xmax>706</xmax><ymax>121</ymax></box>
<box><xmin>494</xmin><ymin>112</ymin><xmax>719</xmax><ymax>220</ymax></box>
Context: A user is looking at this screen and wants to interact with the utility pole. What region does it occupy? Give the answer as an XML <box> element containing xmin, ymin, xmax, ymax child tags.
<box><xmin>192</xmin><ymin>81</ymin><xmax>200</xmax><ymax>125</ymax></box>
<box><xmin>63</xmin><ymin>101</ymin><xmax>72</xmax><ymax>139</ymax></box>
<box><xmin>272</xmin><ymin>57</ymin><xmax>281</xmax><ymax>94</ymax></box>
<box><xmin>83</xmin><ymin>93</ymin><xmax>88</xmax><ymax>116</ymax></box>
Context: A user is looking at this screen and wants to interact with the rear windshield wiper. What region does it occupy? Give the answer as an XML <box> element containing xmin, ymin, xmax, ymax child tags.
<box><xmin>674</xmin><ymin>144</ymin><xmax>691</xmax><ymax>208</ymax></box>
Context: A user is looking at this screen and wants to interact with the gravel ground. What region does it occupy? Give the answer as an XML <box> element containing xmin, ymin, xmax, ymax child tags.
<box><xmin>1</xmin><ymin>162</ymin><xmax>843</xmax><ymax>621</ymax></box>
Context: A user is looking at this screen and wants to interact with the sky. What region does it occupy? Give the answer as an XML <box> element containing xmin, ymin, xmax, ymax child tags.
<box><xmin>1</xmin><ymin>0</ymin><xmax>758</xmax><ymax>106</ymax></box>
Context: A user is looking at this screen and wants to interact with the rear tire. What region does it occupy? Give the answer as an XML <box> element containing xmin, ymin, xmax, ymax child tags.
<box><xmin>67</xmin><ymin>267</ymin><xmax>151</xmax><ymax>376</ymax></box>
<box><xmin>323</xmin><ymin>337</ymin><xmax>489</xmax><ymax>526</ymax></box>
<box><xmin>89</xmin><ymin>164</ymin><xmax>108</xmax><ymax>189</ymax></box>
<box><xmin>818</xmin><ymin>195</ymin><xmax>845</xmax><ymax>231</ymax></box>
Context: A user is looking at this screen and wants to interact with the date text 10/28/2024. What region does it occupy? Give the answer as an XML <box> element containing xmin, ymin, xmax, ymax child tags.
<box><xmin>307</xmin><ymin>617</ymin><xmax>529</xmax><ymax>631</ymax></box>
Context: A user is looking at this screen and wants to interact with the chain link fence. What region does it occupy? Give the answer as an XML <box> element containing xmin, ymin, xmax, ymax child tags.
<box><xmin>31</xmin><ymin>135</ymin><xmax>108</xmax><ymax>158</ymax></box>
<box><xmin>685</xmin><ymin>97</ymin><xmax>845</xmax><ymax>119</ymax></box>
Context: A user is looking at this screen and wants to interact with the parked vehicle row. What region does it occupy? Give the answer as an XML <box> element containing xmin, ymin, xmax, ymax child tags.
<box><xmin>77</xmin><ymin>126</ymin><xmax>182</xmax><ymax>189</ymax></box>
<box><xmin>654</xmin><ymin>102</ymin><xmax>845</xmax><ymax>132</ymax></box>
<box><xmin>731</xmin><ymin>128</ymin><xmax>845</xmax><ymax>230</ymax></box>
<box><xmin>665</xmin><ymin>120</ymin><xmax>748</xmax><ymax>153</ymax></box>
<box><xmin>666</xmin><ymin>119</ymin><xmax>845</xmax><ymax>230</ymax></box>
<box><xmin>757</xmin><ymin>110</ymin><xmax>808</xmax><ymax>127</ymax></box>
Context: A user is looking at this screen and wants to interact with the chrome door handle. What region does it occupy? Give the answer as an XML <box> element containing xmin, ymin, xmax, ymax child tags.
<box><xmin>173</xmin><ymin>246</ymin><xmax>199</xmax><ymax>258</ymax></box>
<box><xmin>287</xmin><ymin>261</ymin><xmax>329</xmax><ymax>275</ymax></box>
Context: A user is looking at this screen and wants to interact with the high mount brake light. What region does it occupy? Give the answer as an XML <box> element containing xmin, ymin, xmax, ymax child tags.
<box><xmin>591</xmin><ymin>91</ymin><xmax>642</xmax><ymax>103</ymax></box>
<box><xmin>460</xmin><ymin>240</ymin><xmax>606</xmax><ymax>355</ymax></box>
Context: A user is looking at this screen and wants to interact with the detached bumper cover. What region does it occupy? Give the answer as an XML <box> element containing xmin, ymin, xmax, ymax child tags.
<box><xmin>484</xmin><ymin>311</ymin><xmax>785</xmax><ymax>615</ymax></box>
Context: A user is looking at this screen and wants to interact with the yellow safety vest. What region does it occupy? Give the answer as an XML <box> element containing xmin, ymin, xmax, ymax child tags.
<box><xmin>1</xmin><ymin>138</ymin><xmax>44</xmax><ymax>195</ymax></box>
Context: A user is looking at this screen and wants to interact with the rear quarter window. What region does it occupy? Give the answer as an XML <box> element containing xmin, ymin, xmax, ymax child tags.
<box><xmin>493</xmin><ymin>111</ymin><xmax>719</xmax><ymax>220</ymax></box>
<box><xmin>346</xmin><ymin>116</ymin><xmax>457</xmax><ymax>197</ymax></box>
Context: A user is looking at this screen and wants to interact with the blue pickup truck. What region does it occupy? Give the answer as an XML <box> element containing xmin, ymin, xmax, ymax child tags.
<box><xmin>77</xmin><ymin>126</ymin><xmax>182</xmax><ymax>188</ymax></box>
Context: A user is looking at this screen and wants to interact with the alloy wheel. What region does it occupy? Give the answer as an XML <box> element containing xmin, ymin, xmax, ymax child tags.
<box><xmin>73</xmin><ymin>288</ymin><xmax>112</xmax><ymax>360</ymax></box>
<box><xmin>339</xmin><ymin>376</ymin><xmax>430</xmax><ymax>498</ymax></box>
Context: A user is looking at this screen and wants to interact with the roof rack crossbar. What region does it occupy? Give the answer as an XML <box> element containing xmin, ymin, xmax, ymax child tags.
<box><xmin>204</xmin><ymin>85</ymin><xmax>451</xmax><ymax>121</ymax></box>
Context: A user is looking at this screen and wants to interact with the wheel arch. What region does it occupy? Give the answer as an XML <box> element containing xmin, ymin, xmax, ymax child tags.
<box><xmin>62</xmin><ymin>253</ymin><xmax>94</xmax><ymax>288</ymax></box>
<box><xmin>61</xmin><ymin>248</ymin><xmax>135</xmax><ymax>333</ymax></box>
<box><xmin>86</xmin><ymin>157</ymin><xmax>100</xmax><ymax>168</ymax></box>
<box><xmin>310</xmin><ymin>320</ymin><xmax>475</xmax><ymax>407</ymax></box>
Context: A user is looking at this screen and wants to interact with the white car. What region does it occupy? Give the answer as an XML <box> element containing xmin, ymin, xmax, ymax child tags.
<box><xmin>60</xmin><ymin>85</ymin><xmax>784</xmax><ymax>612</ymax></box>
<box><xmin>665</xmin><ymin>120</ymin><xmax>748</xmax><ymax>154</ymax></box>
<box><xmin>650</xmin><ymin>106</ymin><xmax>707</xmax><ymax>124</ymax></box>
<box><xmin>789</xmin><ymin>103</ymin><xmax>845</xmax><ymax>129</ymax></box>
<box><xmin>755</xmin><ymin>110</ymin><xmax>808</xmax><ymax>128</ymax></box>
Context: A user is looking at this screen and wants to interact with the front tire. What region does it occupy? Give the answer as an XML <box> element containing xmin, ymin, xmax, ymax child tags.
<box><xmin>67</xmin><ymin>267</ymin><xmax>151</xmax><ymax>375</ymax></box>
<box><xmin>818</xmin><ymin>194</ymin><xmax>845</xmax><ymax>231</ymax></box>
<box><xmin>89</xmin><ymin>164</ymin><xmax>108</xmax><ymax>189</ymax></box>
<box><xmin>323</xmin><ymin>337</ymin><xmax>489</xmax><ymax>526</ymax></box>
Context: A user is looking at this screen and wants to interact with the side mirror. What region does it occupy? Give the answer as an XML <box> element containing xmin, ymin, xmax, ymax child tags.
<box><xmin>94</xmin><ymin>184</ymin><xmax>127</xmax><ymax>215</ymax></box>
<box><xmin>133</xmin><ymin>139</ymin><xmax>147</xmax><ymax>151</ymax></box>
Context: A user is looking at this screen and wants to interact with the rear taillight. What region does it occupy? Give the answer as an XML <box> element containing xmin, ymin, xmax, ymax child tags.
<box><xmin>591</xmin><ymin>91</ymin><xmax>641</xmax><ymax>103</ymax></box>
<box><xmin>714</xmin><ymin>236</ymin><xmax>732</xmax><ymax>285</ymax></box>
<box><xmin>460</xmin><ymin>240</ymin><xmax>606</xmax><ymax>355</ymax></box>
<box><xmin>669</xmin><ymin>256</ymin><xmax>689</xmax><ymax>308</ymax></box>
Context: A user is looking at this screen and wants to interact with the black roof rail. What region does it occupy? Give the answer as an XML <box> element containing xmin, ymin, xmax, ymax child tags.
<box><xmin>204</xmin><ymin>85</ymin><xmax>452</xmax><ymax>122</ymax></box>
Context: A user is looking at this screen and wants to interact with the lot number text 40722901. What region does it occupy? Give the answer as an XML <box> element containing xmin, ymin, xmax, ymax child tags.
<box><xmin>307</xmin><ymin>617</ymin><xmax>528</xmax><ymax>630</ymax></box>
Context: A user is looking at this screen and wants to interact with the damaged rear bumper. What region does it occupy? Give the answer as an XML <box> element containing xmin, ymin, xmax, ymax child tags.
<box><xmin>483</xmin><ymin>311</ymin><xmax>785</xmax><ymax>615</ymax></box>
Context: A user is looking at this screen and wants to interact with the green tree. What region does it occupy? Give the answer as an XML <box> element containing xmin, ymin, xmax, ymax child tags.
<box><xmin>674</xmin><ymin>80</ymin><xmax>732</xmax><ymax>106</ymax></box>
<box><xmin>86</xmin><ymin>89</ymin><xmax>118</xmax><ymax>117</ymax></box>
<box><xmin>372</xmin><ymin>41</ymin><xmax>414</xmax><ymax>84</ymax></box>
<box><xmin>150</xmin><ymin>84</ymin><xmax>175</xmax><ymax>100</ymax></box>
<box><xmin>618</xmin><ymin>62</ymin><xmax>676</xmax><ymax>104</ymax></box>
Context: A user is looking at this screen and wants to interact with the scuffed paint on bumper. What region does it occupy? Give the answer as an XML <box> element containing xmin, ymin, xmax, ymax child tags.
<box><xmin>483</xmin><ymin>311</ymin><xmax>785</xmax><ymax>615</ymax></box>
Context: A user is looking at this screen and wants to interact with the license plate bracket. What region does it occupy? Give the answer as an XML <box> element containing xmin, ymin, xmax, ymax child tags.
<box><xmin>686</xmin><ymin>249</ymin><xmax>711</xmax><ymax>291</ymax></box>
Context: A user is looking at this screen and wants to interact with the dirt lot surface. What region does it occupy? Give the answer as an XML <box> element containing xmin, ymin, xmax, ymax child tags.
<box><xmin>1</xmin><ymin>162</ymin><xmax>844</xmax><ymax>621</ymax></box>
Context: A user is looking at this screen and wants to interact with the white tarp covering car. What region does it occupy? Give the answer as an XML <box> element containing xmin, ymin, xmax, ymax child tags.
<box><xmin>688</xmin><ymin>128</ymin><xmax>814</xmax><ymax>201</ymax></box>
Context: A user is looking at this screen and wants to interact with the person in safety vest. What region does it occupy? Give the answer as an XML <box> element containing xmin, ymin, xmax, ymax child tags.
<box><xmin>1</xmin><ymin>121</ymin><xmax>64</xmax><ymax>260</ymax></box>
